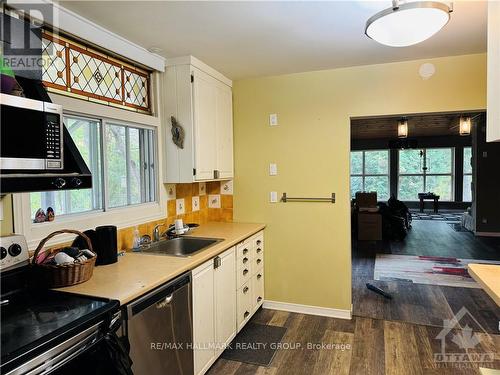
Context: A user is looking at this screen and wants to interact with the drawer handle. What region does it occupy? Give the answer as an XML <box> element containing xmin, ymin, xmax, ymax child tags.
<box><xmin>243</xmin><ymin>248</ymin><xmax>248</xmax><ymax>254</ymax></box>
<box><xmin>257</xmin><ymin>274</ymin><xmax>262</xmax><ymax>279</ymax></box>
<box><xmin>243</xmin><ymin>286</ymin><xmax>249</xmax><ymax>293</ymax></box>
<box><xmin>244</xmin><ymin>311</ymin><xmax>250</xmax><ymax>318</ymax></box>
<box><xmin>243</xmin><ymin>257</ymin><xmax>248</xmax><ymax>264</ymax></box>
<box><xmin>256</xmin><ymin>247</ymin><xmax>262</xmax><ymax>253</ymax></box>
<box><xmin>257</xmin><ymin>297</ymin><xmax>262</xmax><ymax>303</ymax></box>
<box><xmin>243</xmin><ymin>269</ymin><xmax>249</xmax><ymax>275</ymax></box>
<box><xmin>256</xmin><ymin>259</ymin><xmax>262</xmax><ymax>264</ymax></box>
<box><xmin>156</xmin><ymin>294</ymin><xmax>173</xmax><ymax>309</ymax></box>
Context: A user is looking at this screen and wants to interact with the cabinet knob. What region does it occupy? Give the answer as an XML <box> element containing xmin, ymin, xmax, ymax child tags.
<box><xmin>256</xmin><ymin>247</ymin><xmax>262</xmax><ymax>253</ymax></box>
<box><xmin>243</xmin><ymin>257</ymin><xmax>248</xmax><ymax>264</ymax></box>
<box><xmin>256</xmin><ymin>240</ymin><xmax>262</xmax><ymax>245</ymax></box>
<box><xmin>243</xmin><ymin>248</ymin><xmax>248</xmax><ymax>254</ymax></box>
<box><xmin>257</xmin><ymin>274</ymin><xmax>262</xmax><ymax>279</ymax></box>
<box><xmin>243</xmin><ymin>269</ymin><xmax>248</xmax><ymax>275</ymax></box>
<box><xmin>256</xmin><ymin>259</ymin><xmax>262</xmax><ymax>264</ymax></box>
<box><xmin>257</xmin><ymin>297</ymin><xmax>262</xmax><ymax>303</ymax></box>
<box><xmin>244</xmin><ymin>311</ymin><xmax>250</xmax><ymax>318</ymax></box>
<box><xmin>243</xmin><ymin>286</ymin><xmax>249</xmax><ymax>293</ymax></box>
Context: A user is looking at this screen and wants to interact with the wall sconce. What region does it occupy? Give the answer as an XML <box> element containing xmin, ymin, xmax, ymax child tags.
<box><xmin>398</xmin><ymin>119</ymin><xmax>408</xmax><ymax>138</ymax></box>
<box><xmin>459</xmin><ymin>116</ymin><xmax>471</xmax><ymax>136</ymax></box>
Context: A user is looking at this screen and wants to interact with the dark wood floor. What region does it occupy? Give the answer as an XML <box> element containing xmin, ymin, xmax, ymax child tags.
<box><xmin>353</xmin><ymin>220</ymin><xmax>500</xmax><ymax>333</ymax></box>
<box><xmin>208</xmin><ymin>308</ymin><xmax>500</xmax><ymax>375</ymax></box>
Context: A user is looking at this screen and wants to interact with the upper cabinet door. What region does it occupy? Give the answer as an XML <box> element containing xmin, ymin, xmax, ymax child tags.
<box><xmin>216</xmin><ymin>83</ymin><xmax>234</xmax><ymax>179</ymax></box>
<box><xmin>487</xmin><ymin>1</ymin><xmax>500</xmax><ymax>142</ymax></box>
<box><xmin>193</xmin><ymin>69</ymin><xmax>218</xmax><ymax>180</ymax></box>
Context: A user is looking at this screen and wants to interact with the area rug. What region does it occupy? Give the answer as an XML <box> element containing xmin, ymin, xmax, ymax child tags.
<box><xmin>447</xmin><ymin>222</ymin><xmax>470</xmax><ymax>232</ymax></box>
<box><xmin>374</xmin><ymin>254</ymin><xmax>500</xmax><ymax>288</ymax></box>
<box><xmin>221</xmin><ymin>323</ymin><xmax>287</xmax><ymax>366</ymax></box>
<box><xmin>411</xmin><ymin>211</ymin><xmax>463</xmax><ymax>222</ymax></box>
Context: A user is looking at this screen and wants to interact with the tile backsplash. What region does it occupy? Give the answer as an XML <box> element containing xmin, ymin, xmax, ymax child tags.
<box><xmin>117</xmin><ymin>181</ymin><xmax>233</xmax><ymax>250</ymax></box>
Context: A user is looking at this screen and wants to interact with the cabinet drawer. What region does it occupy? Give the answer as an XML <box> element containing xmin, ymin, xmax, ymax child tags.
<box><xmin>237</xmin><ymin>253</ymin><xmax>252</xmax><ymax>269</ymax></box>
<box><xmin>253</xmin><ymin>234</ymin><xmax>264</xmax><ymax>250</ymax></box>
<box><xmin>236</xmin><ymin>241</ymin><xmax>252</xmax><ymax>259</ymax></box>
<box><xmin>252</xmin><ymin>272</ymin><xmax>264</xmax><ymax>311</ymax></box>
<box><xmin>237</xmin><ymin>281</ymin><xmax>252</xmax><ymax>329</ymax></box>
<box><xmin>254</xmin><ymin>253</ymin><xmax>264</xmax><ymax>273</ymax></box>
<box><xmin>236</xmin><ymin>263</ymin><xmax>252</xmax><ymax>288</ymax></box>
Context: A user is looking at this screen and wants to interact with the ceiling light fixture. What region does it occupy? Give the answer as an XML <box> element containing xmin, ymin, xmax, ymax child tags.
<box><xmin>365</xmin><ymin>1</ymin><xmax>453</xmax><ymax>47</ymax></box>
<box><xmin>398</xmin><ymin>118</ymin><xmax>409</xmax><ymax>138</ymax></box>
<box><xmin>459</xmin><ymin>116</ymin><xmax>471</xmax><ymax>136</ymax></box>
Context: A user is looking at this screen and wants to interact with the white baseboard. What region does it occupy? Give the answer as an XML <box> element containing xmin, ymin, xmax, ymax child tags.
<box><xmin>475</xmin><ymin>231</ymin><xmax>500</xmax><ymax>237</ymax></box>
<box><xmin>263</xmin><ymin>300</ymin><xmax>352</xmax><ymax>320</ymax></box>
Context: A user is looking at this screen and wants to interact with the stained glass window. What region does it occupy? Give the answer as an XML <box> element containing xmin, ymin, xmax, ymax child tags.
<box><xmin>41</xmin><ymin>31</ymin><xmax>151</xmax><ymax>113</ymax></box>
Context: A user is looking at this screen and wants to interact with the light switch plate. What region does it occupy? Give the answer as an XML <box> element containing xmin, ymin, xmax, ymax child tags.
<box><xmin>270</xmin><ymin>191</ymin><xmax>278</xmax><ymax>203</ymax></box>
<box><xmin>269</xmin><ymin>163</ymin><xmax>278</xmax><ymax>176</ymax></box>
<box><xmin>269</xmin><ymin>113</ymin><xmax>278</xmax><ymax>126</ymax></box>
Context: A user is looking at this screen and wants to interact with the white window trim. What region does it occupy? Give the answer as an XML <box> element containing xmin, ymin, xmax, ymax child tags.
<box><xmin>13</xmin><ymin>73</ymin><xmax>167</xmax><ymax>249</ymax></box>
<box><xmin>397</xmin><ymin>148</ymin><xmax>455</xmax><ymax>202</ymax></box>
<box><xmin>350</xmin><ymin>150</ymin><xmax>390</xmax><ymax>200</ymax></box>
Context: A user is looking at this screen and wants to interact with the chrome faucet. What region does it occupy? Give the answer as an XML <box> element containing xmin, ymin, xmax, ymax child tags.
<box><xmin>153</xmin><ymin>223</ymin><xmax>167</xmax><ymax>242</ymax></box>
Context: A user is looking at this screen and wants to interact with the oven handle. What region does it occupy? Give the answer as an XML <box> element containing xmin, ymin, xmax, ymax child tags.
<box><xmin>12</xmin><ymin>322</ymin><xmax>103</xmax><ymax>375</ymax></box>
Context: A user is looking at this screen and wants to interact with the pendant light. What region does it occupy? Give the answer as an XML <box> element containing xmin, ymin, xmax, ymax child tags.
<box><xmin>459</xmin><ymin>116</ymin><xmax>471</xmax><ymax>136</ymax></box>
<box><xmin>398</xmin><ymin>118</ymin><xmax>408</xmax><ymax>138</ymax></box>
<box><xmin>365</xmin><ymin>1</ymin><xmax>453</xmax><ymax>47</ymax></box>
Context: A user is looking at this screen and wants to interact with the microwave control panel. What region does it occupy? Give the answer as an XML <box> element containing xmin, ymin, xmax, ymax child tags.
<box><xmin>45</xmin><ymin>112</ymin><xmax>63</xmax><ymax>169</ymax></box>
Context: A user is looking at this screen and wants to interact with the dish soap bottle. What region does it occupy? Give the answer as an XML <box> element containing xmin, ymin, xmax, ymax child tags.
<box><xmin>132</xmin><ymin>226</ymin><xmax>141</xmax><ymax>252</ymax></box>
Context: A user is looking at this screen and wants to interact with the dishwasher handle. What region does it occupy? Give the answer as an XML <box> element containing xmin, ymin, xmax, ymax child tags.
<box><xmin>127</xmin><ymin>272</ymin><xmax>191</xmax><ymax>317</ymax></box>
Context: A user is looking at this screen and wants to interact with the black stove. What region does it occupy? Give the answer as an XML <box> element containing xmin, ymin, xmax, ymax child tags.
<box><xmin>0</xmin><ymin>235</ymin><xmax>127</xmax><ymax>375</ymax></box>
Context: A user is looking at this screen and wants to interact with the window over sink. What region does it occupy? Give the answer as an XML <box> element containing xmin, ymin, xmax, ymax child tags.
<box><xmin>30</xmin><ymin>114</ymin><xmax>156</xmax><ymax>221</ymax></box>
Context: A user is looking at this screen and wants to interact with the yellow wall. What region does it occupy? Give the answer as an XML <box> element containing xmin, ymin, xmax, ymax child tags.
<box><xmin>1</xmin><ymin>195</ymin><xmax>14</xmax><ymax>236</ymax></box>
<box><xmin>232</xmin><ymin>53</ymin><xmax>487</xmax><ymax>311</ymax></box>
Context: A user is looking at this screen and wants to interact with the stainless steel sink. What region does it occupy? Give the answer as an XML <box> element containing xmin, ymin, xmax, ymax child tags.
<box><xmin>139</xmin><ymin>237</ymin><xmax>222</xmax><ymax>257</ymax></box>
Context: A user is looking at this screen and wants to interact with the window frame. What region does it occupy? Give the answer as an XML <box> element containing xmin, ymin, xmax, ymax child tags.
<box><xmin>350</xmin><ymin>150</ymin><xmax>390</xmax><ymax>200</ymax></box>
<box><xmin>397</xmin><ymin>148</ymin><xmax>455</xmax><ymax>202</ymax></box>
<box><xmin>13</xmin><ymin>74</ymin><xmax>167</xmax><ymax>249</ymax></box>
<box><xmin>462</xmin><ymin>146</ymin><xmax>473</xmax><ymax>202</ymax></box>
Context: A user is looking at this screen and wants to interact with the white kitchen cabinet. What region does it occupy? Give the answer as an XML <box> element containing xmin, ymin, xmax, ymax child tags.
<box><xmin>487</xmin><ymin>1</ymin><xmax>500</xmax><ymax>142</ymax></box>
<box><xmin>192</xmin><ymin>247</ymin><xmax>236</xmax><ymax>375</ymax></box>
<box><xmin>163</xmin><ymin>56</ymin><xmax>234</xmax><ymax>182</ymax></box>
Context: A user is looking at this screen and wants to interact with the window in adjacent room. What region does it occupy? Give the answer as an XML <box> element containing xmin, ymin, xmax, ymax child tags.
<box><xmin>398</xmin><ymin>148</ymin><xmax>454</xmax><ymax>201</ymax></box>
<box><xmin>463</xmin><ymin>147</ymin><xmax>472</xmax><ymax>202</ymax></box>
<box><xmin>350</xmin><ymin>150</ymin><xmax>390</xmax><ymax>201</ymax></box>
<box><xmin>30</xmin><ymin>114</ymin><xmax>156</xmax><ymax>221</ymax></box>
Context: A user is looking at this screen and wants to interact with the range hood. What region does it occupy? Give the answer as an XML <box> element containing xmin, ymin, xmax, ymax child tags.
<box><xmin>1</xmin><ymin>77</ymin><xmax>92</xmax><ymax>193</ymax></box>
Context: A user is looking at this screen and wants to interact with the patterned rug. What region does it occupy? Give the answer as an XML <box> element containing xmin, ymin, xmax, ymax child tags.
<box><xmin>374</xmin><ymin>254</ymin><xmax>500</xmax><ymax>288</ymax></box>
<box><xmin>410</xmin><ymin>210</ymin><xmax>463</xmax><ymax>222</ymax></box>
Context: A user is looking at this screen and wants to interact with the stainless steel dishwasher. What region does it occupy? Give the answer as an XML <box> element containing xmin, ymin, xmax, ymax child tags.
<box><xmin>125</xmin><ymin>272</ymin><xmax>193</xmax><ymax>375</ymax></box>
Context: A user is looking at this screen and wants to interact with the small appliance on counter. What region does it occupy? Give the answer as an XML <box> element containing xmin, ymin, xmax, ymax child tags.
<box><xmin>0</xmin><ymin>233</ymin><xmax>132</xmax><ymax>375</ymax></box>
<box><xmin>72</xmin><ymin>225</ymin><xmax>118</xmax><ymax>266</ymax></box>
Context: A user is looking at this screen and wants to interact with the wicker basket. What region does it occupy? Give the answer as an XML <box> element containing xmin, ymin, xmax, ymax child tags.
<box><xmin>32</xmin><ymin>229</ymin><xmax>97</xmax><ymax>287</ymax></box>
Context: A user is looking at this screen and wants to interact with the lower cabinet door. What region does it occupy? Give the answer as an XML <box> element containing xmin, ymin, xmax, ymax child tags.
<box><xmin>214</xmin><ymin>248</ymin><xmax>236</xmax><ymax>356</ymax></box>
<box><xmin>237</xmin><ymin>281</ymin><xmax>252</xmax><ymax>331</ymax></box>
<box><xmin>252</xmin><ymin>271</ymin><xmax>264</xmax><ymax>312</ymax></box>
<box><xmin>192</xmin><ymin>260</ymin><xmax>215</xmax><ymax>375</ymax></box>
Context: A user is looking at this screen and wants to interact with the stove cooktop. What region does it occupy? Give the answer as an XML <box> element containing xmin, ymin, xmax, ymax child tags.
<box><xmin>0</xmin><ymin>288</ymin><xmax>119</xmax><ymax>372</ymax></box>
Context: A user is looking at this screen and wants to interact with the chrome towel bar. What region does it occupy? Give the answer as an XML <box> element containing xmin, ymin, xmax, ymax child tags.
<box><xmin>281</xmin><ymin>193</ymin><xmax>335</xmax><ymax>203</ymax></box>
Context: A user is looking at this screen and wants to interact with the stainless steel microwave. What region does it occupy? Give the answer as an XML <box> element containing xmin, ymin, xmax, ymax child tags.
<box><xmin>0</xmin><ymin>93</ymin><xmax>63</xmax><ymax>170</ymax></box>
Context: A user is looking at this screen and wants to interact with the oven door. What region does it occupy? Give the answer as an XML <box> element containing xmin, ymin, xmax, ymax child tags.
<box><xmin>0</xmin><ymin>94</ymin><xmax>63</xmax><ymax>170</ymax></box>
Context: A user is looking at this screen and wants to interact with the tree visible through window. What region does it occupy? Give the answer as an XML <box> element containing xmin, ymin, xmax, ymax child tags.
<box><xmin>398</xmin><ymin>148</ymin><xmax>454</xmax><ymax>201</ymax></box>
<box><xmin>463</xmin><ymin>147</ymin><xmax>472</xmax><ymax>202</ymax></box>
<box><xmin>350</xmin><ymin>150</ymin><xmax>390</xmax><ymax>201</ymax></box>
<box><xmin>30</xmin><ymin>115</ymin><xmax>156</xmax><ymax>221</ymax></box>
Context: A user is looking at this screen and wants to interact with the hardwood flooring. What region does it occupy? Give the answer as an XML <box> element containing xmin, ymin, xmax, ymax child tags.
<box><xmin>352</xmin><ymin>220</ymin><xmax>500</xmax><ymax>333</ymax></box>
<box><xmin>207</xmin><ymin>308</ymin><xmax>500</xmax><ymax>375</ymax></box>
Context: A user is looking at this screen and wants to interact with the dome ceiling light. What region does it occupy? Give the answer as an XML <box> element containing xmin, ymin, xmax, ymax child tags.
<box><xmin>365</xmin><ymin>1</ymin><xmax>453</xmax><ymax>47</ymax></box>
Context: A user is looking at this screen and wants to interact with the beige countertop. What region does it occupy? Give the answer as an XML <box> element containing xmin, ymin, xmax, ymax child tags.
<box><xmin>468</xmin><ymin>263</ymin><xmax>500</xmax><ymax>306</ymax></box>
<box><xmin>56</xmin><ymin>222</ymin><xmax>265</xmax><ymax>305</ymax></box>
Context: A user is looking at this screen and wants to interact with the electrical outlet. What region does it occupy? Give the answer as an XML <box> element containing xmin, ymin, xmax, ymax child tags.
<box><xmin>482</xmin><ymin>218</ymin><xmax>488</xmax><ymax>224</ymax></box>
<box><xmin>270</xmin><ymin>192</ymin><xmax>278</xmax><ymax>203</ymax></box>
<box><xmin>269</xmin><ymin>113</ymin><xmax>278</xmax><ymax>126</ymax></box>
<box><xmin>269</xmin><ymin>163</ymin><xmax>278</xmax><ymax>176</ymax></box>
